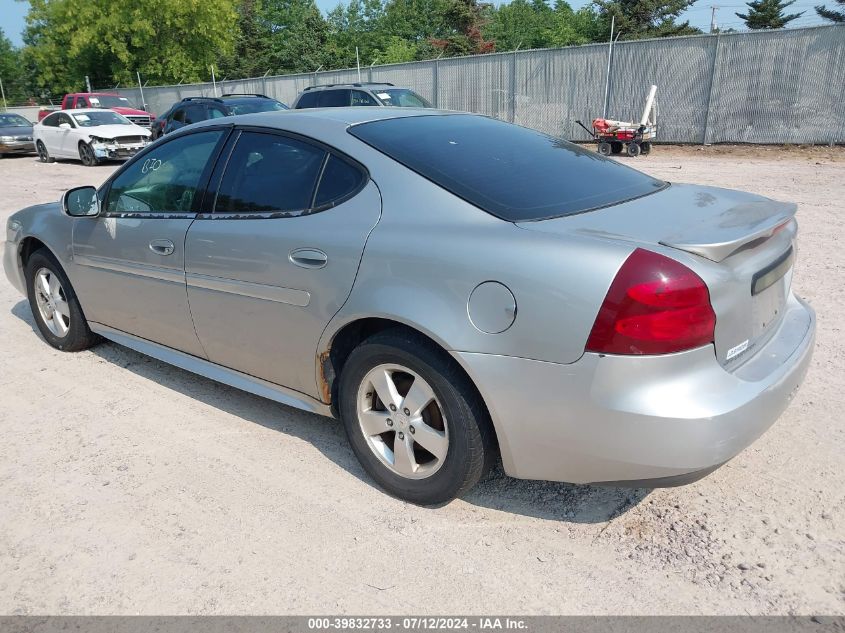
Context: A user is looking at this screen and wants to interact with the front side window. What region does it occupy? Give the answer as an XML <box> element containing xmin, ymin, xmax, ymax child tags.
<box><xmin>215</xmin><ymin>131</ymin><xmax>325</xmax><ymax>213</ymax></box>
<box><xmin>350</xmin><ymin>114</ymin><xmax>665</xmax><ymax>221</ymax></box>
<box><xmin>41</xmin><ymin>114</ymin><xmax>60</xmax><ymax>128</ymax></box>
<box><xmin>351</xmin><ymin>91</ymin><xmax>379</xmax><ymax>106</ymax></box>
<box><xmin>105</xmin><ymin>130</ymin><xmax>224</xmax><ymax>214</ymax></box>
<box><xmin>208</xmin><ymin>106</ymin><xmax>228</xmax><ymax>119</ymax></box>
<box><xmin>318</xmin><ymin>90</ymin><xmax>350</xmax><ymax>108</ymax></box>
<box><xmin>56</xmin><ymin>113</ymin><xmax>74</xmax><ymax>127</ymax></box>
<box><xmin>72</xmin><ymin>111</ymin><xmax>129</xmax><ymax>127</ymax></box>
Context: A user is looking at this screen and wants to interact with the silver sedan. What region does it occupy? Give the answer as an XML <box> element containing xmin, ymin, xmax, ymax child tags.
<box><xmin>3</xmin><ymin>108</ymin><xmax>815</xmax><ymax>504</ymax></box>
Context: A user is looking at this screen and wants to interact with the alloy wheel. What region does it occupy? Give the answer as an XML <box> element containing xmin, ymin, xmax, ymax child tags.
<box><xmin>33</xmin><ymin>267</ymin><xmax>70</xmax><ymax>337</ymax></box>
<box><xmin>356</xmin><ymin>363</ymin><xmax>449</xmax><ymax>480</ymax></box>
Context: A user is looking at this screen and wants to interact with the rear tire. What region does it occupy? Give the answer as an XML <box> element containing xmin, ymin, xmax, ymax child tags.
<box><xmin>627</xmin><ymin>142</ymin><xmax>641</xmax><ymax>157</ymax></box>
<box><xmin>597</xmin><ymin>141</ymin><xmax>612</xmax><ymax>156</ymax></box>
<box><xmin>611</xmin><ymin>141</ymin><xmax>623</xmax><ymax>154</ymax></box>
<box><xmin>25</xmin><ymin>250</ymin><xmax>99</xmax><ymax>352</ymax></box>
<box><xmin>338</xmin><ymin>329</ymin><xmax>496</xmax><ymax>505</ymax></box>
<box><xmin>36</xmin><ymin>141</ymin><xmax>54</xmax><ymax>163</ymax></box>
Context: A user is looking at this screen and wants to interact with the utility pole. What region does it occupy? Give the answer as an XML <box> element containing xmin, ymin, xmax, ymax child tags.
<box><xmin>710</xmin><ymin>5</ymin><xmax>719</xmax><ymax>33</ymax></box>
<box><xmin>602</xmin><ymin>15</ymin><xmax>615</xmax><ymax>119</ymax></box>
<box><xmin>136</xmin><ymin>71</ymin><xmax>146</xmax><ymax>112</ymax></box>
<box><xmin>0</xmin><ymin>77</ymin><xmax>7</xmax><ymax>111</ymax></box>
<box><xmin>85</xmin><ymin>75</ymin><xmax>92</xmax><ymax>92</ymax></box>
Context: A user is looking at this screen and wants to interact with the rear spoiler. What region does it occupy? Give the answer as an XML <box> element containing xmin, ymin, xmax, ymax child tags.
<box><xmin>659</xmin><ymin>200</ymin><xmax>797</xmax><ymax>262</ymax></box>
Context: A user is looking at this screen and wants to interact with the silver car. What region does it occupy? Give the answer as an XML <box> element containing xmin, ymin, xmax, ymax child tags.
<box><xmin>3</xmin><ymin>108</ymin><xmax>815</xmax><ymax>504</ymax></box>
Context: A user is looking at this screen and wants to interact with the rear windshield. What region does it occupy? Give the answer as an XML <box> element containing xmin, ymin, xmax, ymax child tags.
<box><xmin>375</xmin><ymin>89</ymin><xmax>432</xmax><ymax>108</ymax></box>
<box><xmin>349</xmin><ymin>115</ymin><xmax>665</xmax><ymax>221</ymax></box>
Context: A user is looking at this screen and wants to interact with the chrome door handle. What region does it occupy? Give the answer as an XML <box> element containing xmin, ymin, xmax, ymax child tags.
<box><xmin>289</xmin><ymin>248</ymin><xmax>328</xmax><ymax>269</ymax></box>
<box><xmin>149</xmin><ymin>239</ymin><xmax>175</xmax><ymax>256</ymax></box>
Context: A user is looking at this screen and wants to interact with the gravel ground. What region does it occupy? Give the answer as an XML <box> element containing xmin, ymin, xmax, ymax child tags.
<box><xmin>0</xmin><ymin>146</ymin><xmax>843</xmax><ymax>615</ymax></box>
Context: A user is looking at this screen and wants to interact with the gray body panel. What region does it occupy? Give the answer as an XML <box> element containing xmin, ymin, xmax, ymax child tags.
<box><xmin>184</xmin><ymin>182</ymin><xmax>382</xmax><ymax>397</ymax></box>
<box><xmin>3</xmin><ymin>108</ymin><xmax>817</xmax><ymax>486</ymax></box>
<box><xmin>72</xmin><ymin>216</ymin><xmax>206</xmax><ymax>357</ymax></box>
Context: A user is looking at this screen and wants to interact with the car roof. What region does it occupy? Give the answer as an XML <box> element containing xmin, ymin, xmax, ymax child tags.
<box><xmin>58</xmin><ymin>108</ymin><xmax>126</xmax><ymax>115</ymax></box>
<box><xmin>195</xmin><ymin>107</ymin><xmax>460</xmax><ymax>131</ymax></box>
<box><xmin>302</xmin><ymin>83</ymin><xmax>397</xmax><ymax>92</ymax></box>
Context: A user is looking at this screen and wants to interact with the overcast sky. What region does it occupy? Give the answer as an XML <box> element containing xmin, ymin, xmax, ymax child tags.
<box><xmin>0</xmin><ymin>0</ymin><xmax>831</xmax><ymax>50</ymax></box>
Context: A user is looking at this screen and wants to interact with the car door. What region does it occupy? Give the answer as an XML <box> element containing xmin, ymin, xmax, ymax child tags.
<box><xmin>37</xmin><ymin>113</ymin><xmax>60</xmax><ymax>153</ymax></box>
<box><xmin>164</xmin><ymin>106</ymin><xmax>186</xmax><ymax>135</ymax></box>
<box><xmin>71</xmin><ymin>128</ymin><xmax>230</xmax><ymax>357</ymax></box>
<box><xmin>184</xmin><ymin>128</ymin><xmax>381</xmax><ymax>397</ymax></box>
<box><xmin>53</xmin><ymin>112</ymin><xmax>79</xmax><ymax>158</ymax></box>
<box><xmin>57</xmin><ymin>113</ymin><xmax>80</xmax><ymax>157</ymax></box>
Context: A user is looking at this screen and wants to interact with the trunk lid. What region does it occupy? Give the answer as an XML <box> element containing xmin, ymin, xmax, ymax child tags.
<box><xmin>517</xmin><ymin>183</ymin><xmax>798</xmax><ymax>369</ymax></box>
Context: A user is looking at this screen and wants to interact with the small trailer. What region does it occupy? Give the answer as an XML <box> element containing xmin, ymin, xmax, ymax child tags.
<box><xmin>576</xmin><ymin>85</ymin><xmax>658</xmax><ymax>158</ymax></box>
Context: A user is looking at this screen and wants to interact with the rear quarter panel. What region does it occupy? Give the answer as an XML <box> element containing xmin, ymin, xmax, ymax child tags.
<box><xmin>320</xmin><ymin>151</ymin><xmax>635</xmax><ymax>365</ymax></box>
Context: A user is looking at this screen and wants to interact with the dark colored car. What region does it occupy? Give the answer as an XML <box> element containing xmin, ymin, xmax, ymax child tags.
<box><xmin>151</xmin><ymin>93</ymin><xmax>289</xmax><ymax>139</ymax></box>
<box><xmin>292</xmin><ymin>83</ymin><xmax>433</xmax><ymax>109</ymax></box>
<box><xmin>0</xmin><ymin>113</ymin><xmax>36</xmax><ymax>157</ymax></box>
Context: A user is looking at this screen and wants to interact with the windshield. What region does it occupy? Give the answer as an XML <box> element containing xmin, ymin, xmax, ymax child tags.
<box><xmin>375</xmin><ymin>89</ymin><xmax>432</xmax><ymax>108</ymax></box>
<box><xmin>0</xmin><ymin>114</ymin><xmax>31</xmax><ymax>127</ymax></box>
<box><xmin>228</xmin><ymin>100</ymin><xmax>289</xmax><ymax>115</ymax></box>
<box><xmin>72</xmin><ymin>111</ymin><xmax>131</xmax><ymax>127</ymax></box>
<box><xmin>350</xmin><ymin>115</ymin><xmax>666</xmax><ymax>221</ymax></box>
<box><xmin>88</xmin><ymin>95</ymin><xmax>135</xmax><ymax>109</ymax></box>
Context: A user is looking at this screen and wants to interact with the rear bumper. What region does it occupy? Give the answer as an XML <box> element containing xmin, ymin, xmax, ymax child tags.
<box><xmin>455</xmin><ymin>294</ymin><xmax>815</xmax><ymax>485</ymax></box>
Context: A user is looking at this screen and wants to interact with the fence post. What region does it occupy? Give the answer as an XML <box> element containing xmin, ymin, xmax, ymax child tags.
<box><xmin>509</xmin><ymin>51</ymin><xmax>517</xmax><ymax>123</ymax></box>
<box><xmin>433</xmin><ymin>59</ymin><xmax>439</xmax><ymax>108</ymax></box>
<box><xmin>702</xmin><ymin>32</ymin><xmax>722</xmax><ymax>145</ymax></box>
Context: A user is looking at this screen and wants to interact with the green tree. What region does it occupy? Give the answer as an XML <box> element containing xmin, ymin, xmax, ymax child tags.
<box><xmin>0</xmin><ymin>28</ymin><xmax>28</xmax><ymax>104</ymax></box>
<box><xmin>220</xmin><ymin>0</ymin><xmax>273</xmax><ymax>79</ymax></box>
<box><xmin>484</xmin><ymin>0</ymin><xmax>606</xmax><ymax>50</ymax></box>
<box><xmin>736</xmin><ymin>0</ymin><xmax>804</xmax><ymax>28</ymax></box>
<box><xmin>262</xmin><ymin>0</ymin><xmax>333</xmax><ymax>73</ymax></box>
<box><xmin>592</xmin><ymin>0</ymin><xmax>702</xmax><ymax>39</ymax></box>
<box><xmin>23</xmin><ymin>0</ymin><xmax>238</xmax><ymax>95</ymax></box>
<box><xmin>430</xmin><ymin>0</ymin><xmax>495</xmax><ymax>56</ymax></box>
<box><xmin>815</xmin><ymin>0</ymin><xmax>844</xmax><ymax>21</ymax></box>
<box><xmin>326</xmin><ymin>0</ymin><xmax>387</xmax><ymax>68</ymax></box>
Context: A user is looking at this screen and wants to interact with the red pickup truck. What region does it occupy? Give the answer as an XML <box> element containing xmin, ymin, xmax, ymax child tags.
<box><xmin>37</xmin><ymin>93</ymin><xmax>153</xmax><ymax>128</ymax></box>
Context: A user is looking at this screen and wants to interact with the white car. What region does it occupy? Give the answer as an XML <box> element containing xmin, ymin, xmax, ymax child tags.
<box><xmin>34</xmin><ymin>108</ymin><xmax>152</xmax><ymax>166</ymax></box>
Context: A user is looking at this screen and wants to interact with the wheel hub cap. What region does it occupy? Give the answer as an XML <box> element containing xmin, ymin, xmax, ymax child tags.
<box><xmin>356</xmin><ymin>364</ymin><xmax>448</xmax><ymax>480</ymax></box>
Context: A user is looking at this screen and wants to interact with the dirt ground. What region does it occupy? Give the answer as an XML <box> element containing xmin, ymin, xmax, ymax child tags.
<box><xmin>0</xmin><ymin>146</ymin><xmax>843</xmax><ymax>615</ymax></box>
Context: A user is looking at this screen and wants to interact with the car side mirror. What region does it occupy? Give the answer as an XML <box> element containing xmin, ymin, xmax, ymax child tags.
<box><xmin>62</xmin><ymin>186</ymin><xmax>100</xmax><ymax>217</ymax></box>
<box><xmin>59</xmin><ymin>122</ymin><xmax>71</xmax><ymax>129</ymax></box>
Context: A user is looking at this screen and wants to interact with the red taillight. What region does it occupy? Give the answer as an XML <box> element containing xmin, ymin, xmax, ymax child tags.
<box><xmin>586</xmin><ymin>248</ymin><xmax>716</xmax><ymax>355</ymax></box>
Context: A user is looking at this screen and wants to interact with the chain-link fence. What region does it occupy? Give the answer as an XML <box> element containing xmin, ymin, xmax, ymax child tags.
<box><xmin>113</xmin><ymin>25</ymin><xmax>845</xmax><ymax>144</ymax></box>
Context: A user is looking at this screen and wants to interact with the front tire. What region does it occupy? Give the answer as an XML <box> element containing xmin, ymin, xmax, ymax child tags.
<box><xmin>25</xmin><ymin>250</ymin><xmax>99</xmax><ymax>352</ymax></box>
<box><xmin>338</xmin><ymin>329</ymin><xmax>496</xmax><ymax>505</ymax></box>
<box><xmin>79</xmin><ymin>142</ymin><xmax>100</xmax><ymax>166</ymax></box>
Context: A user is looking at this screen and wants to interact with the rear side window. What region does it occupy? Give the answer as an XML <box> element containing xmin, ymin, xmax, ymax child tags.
<box><xmin>295</xmin><ymin>92</ymin><xmax>319</xmax><ymax>109</ymax></box>
<box><xmin>318</xmin><ymin>90</ymin><xmax>350</xmax><ymax>107</ymax></box>
<box><xmin>349</xmin><ymin>115</ymin><xmax>665</xmax><ymax>221</ymax></box>
<box><xmin>184</xmin><ymin>105</ymin><xmax>207</xmax><ymax>125</ymax></box>
<box><xmin>215</xmin><ymin>131</ymin><xmax>326</xmax><ymax>213</ymax></box>
<box><xmin>314</xmin><ymin>155</ymin><xmax>365</xmax><ymax>207</ymax></box>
